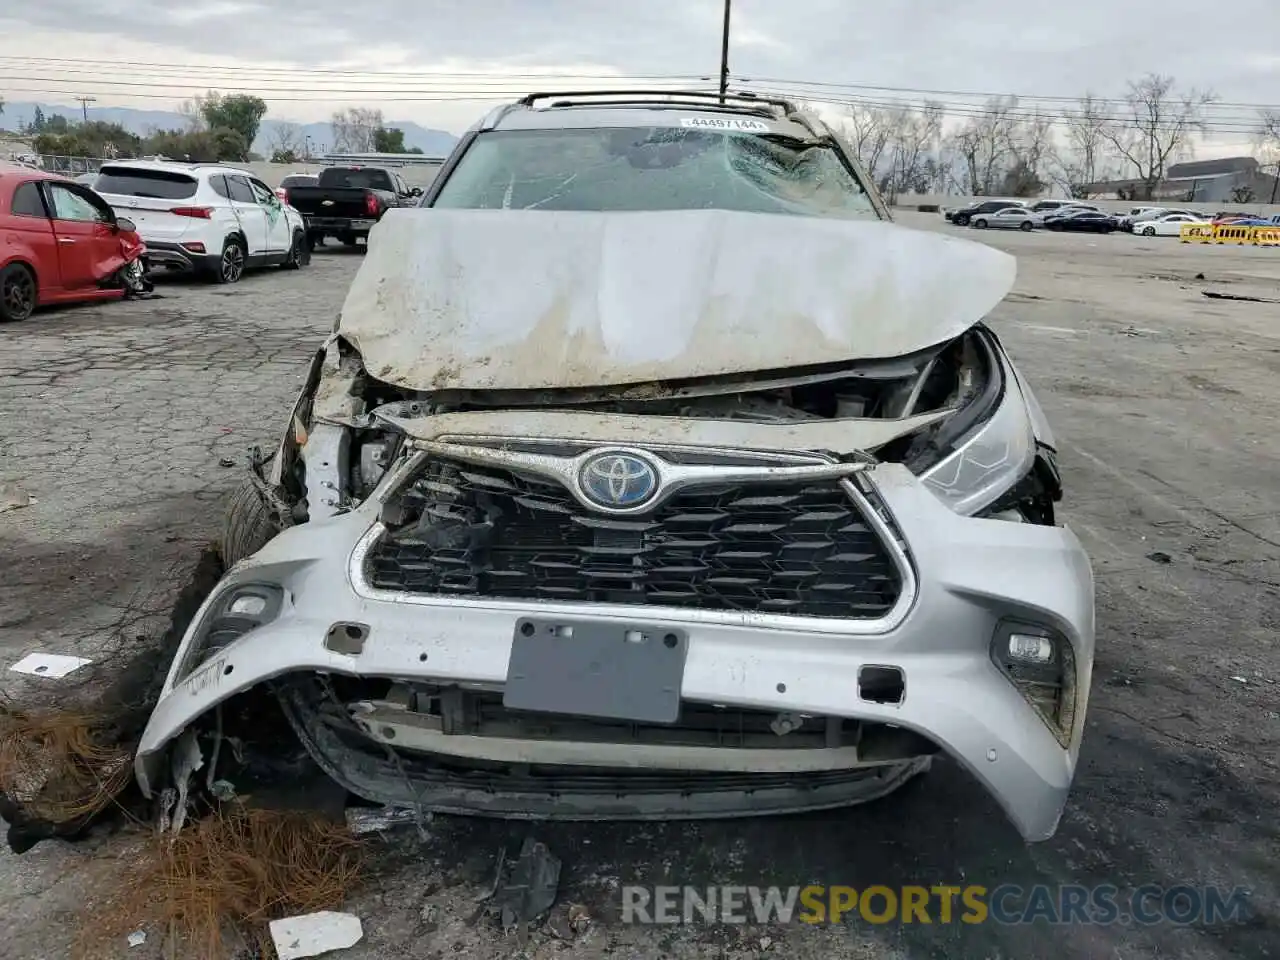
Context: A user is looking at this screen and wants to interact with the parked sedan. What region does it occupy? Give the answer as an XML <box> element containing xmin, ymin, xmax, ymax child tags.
<box><xmin>1131</xmin><ymin>213</ymin><xmax>1208</xmax><ymax>237</ymax></box>
<box><xmin>0</xmin><ymin>168</ymin><xmax>149</xmax><ymax>322</ymax></box>
<box><xmin>971</xmin><ymin>206</ymin><xmax>1035</xmax><ymax>231</ymax></box>
<box><xmin>948</xmin><ymin>199</ymin><xmax>1025</xmax><ymax>226</ymax></box>
<box><xmin>1044</xmin><ymin>209</ymin><xmax>1118</xmax><ymax>233</ymax></box>
<box><xmin>1030</xmin><ymin>203</ymin><xmax>1097</xmax><ymax>225</ymax></box>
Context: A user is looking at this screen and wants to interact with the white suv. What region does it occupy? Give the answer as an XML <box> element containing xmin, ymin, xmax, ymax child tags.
<box><xmin>92</xmin><ymin>160</ymin><xmax>309</xmax><ymax>283</ymax></box>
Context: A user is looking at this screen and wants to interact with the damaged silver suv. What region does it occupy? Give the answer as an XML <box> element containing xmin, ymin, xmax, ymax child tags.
<box><xmin>136</xmin><ymin>91</ymin><xmax>1094</xmax><ymax>842</ymax></box>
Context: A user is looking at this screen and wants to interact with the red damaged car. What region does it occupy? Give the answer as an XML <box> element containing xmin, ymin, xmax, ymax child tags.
<box><xmin>1</xmin><ymin>167</ymin><xmax>151</xmax><ymax>323</ymax></box>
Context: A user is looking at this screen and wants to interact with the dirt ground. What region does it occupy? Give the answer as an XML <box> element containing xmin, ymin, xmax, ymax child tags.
<box><xmin>0</xmin><ymin>214</ymin><xmax>1276</xmax><ymax>960</ymax></box>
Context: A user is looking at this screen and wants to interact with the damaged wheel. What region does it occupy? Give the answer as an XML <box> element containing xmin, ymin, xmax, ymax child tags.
<box><xmin>283</xmin><ymin>230</ymin><xmax>310</xmax><ymax>270</ymax></box>
<box><xmin>222</xmin><ymin>477</ymin><xmax>281</xmax><ymax>568</ymax></box>
<box><xmin>0</xmin><ymin>263</ymin><xmax>36</xmax><ymax>322</ymax></box>
<box><xmin>215</xmin><ymin>236</ymin><xmax>246</xmax><ymax>284</ymax></box>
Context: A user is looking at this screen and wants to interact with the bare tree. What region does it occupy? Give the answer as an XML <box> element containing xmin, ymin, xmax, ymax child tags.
<box><xmin>269</xmin><ymin>121</ymin><xmax>303</xmax><ymax>156</ymax></box>
<box><xmin>1053</xmin><ymin>94</ymin><xmax>1113</xmax><ymax>196</ymax></box>
<box><xmin>1255</xmin><ymin>109</ymin><xmax>1280</xmax><ymax>204</ymax></box>
<box><xmin>1102</xmin><ymin>74</ymin><xmax>1216</xmax><ymax>200</ymax></box>
<box><xmin>948</xmin><ymin>97</ymin><xmax>1021</xmax><ymax>195</ymax></box>
<box><xmin>330</xmin><ymin>107</ymin><xmax>384</xmax><ymax>154</ymax></box>
<box><xmin>882</xmin><ymin>102</ymin><xmax>944</xmax><ymax>199</ymax></box>
<box><xmin>839</xmin><ymin>105</ymin><xmax>894</xmax><ymax>182</ymax></box>
<box><xmin>177</xmin><ymin>96</ymin><xmax>207</xmax><ymax>132</ymax></box>
<box><xmin>1001</xmin><ymin>110</ymin><xmax>1054</xmax><ymax>196</ymax></box>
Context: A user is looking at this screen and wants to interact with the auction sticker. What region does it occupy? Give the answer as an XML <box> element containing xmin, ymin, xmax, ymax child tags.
<box><xmin>680</xmin><ymin>116</ymin><xmax>770</xmax><ymax>132</ymax></box>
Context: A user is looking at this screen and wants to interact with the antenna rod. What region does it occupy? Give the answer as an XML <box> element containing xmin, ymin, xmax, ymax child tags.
<box><xmin>718</xmin><ymin>0</ymin><xmax>732</xmax><ymax>102</ymax></box>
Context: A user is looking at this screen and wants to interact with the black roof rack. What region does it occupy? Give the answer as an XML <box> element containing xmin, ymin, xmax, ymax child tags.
<box><xmin>515</xmin><ymin>89</ymin><xmax>801</xmax><ymax>116</ymax></box>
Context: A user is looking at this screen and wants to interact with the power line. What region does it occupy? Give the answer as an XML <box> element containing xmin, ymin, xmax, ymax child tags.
<box><xmin>0</xmin><ymin>54</ymin><xmax>711</xmax><ymax>82</ymax></box>
<box><xmin>3</xmin><ymin>80</ymin><xmax>1262</xmax><ymax>134</ymax></box>
<box><xmin>2</xmin><ymin>54</ymin><xmax>1277</xmax><ymax>112</ymax></box>
<box><xmin>0</xmin><ymin>73</ymin><xmax>720</xmax><ymax>96</ymax></box>
<box><xmin>744</xmin><ymin>75</ymin><xmax>1279</xmax><ymax>112</ymax></box>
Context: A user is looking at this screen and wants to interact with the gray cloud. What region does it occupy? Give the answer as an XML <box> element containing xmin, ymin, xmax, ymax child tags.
<box><xmin>4</xmin><ymin>0</ymin><xmax>1279</xmax><ymax>132</ymax></box>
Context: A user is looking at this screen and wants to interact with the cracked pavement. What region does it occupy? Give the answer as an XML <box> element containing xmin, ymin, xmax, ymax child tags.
<box><xmin>0</xmin><ymin>219</ymin><xmax>1277</xmax><ymax>959</ymax></box>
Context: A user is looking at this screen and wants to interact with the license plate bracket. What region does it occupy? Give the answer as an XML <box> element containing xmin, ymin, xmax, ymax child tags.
<box><xmin>503</xmin><ymin>618</ymin><xmax>688</xmax><ymax>724</ymax></box>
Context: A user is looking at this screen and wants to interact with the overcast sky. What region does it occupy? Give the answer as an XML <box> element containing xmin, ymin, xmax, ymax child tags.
<box><xmin>1</xmin><ymin>1</ymin><xmax>1277</xmax><ymax>152</ymax></box>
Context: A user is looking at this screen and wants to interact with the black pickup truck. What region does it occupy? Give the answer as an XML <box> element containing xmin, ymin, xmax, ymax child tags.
<box><xmin>286</xmin><ymin>166</ymin><xmax>422</xmax><ymax>248</ymax></box>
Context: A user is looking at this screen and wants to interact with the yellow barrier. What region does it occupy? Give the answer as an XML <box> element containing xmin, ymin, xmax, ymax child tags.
<box><xmin>1214</xmin><ymin>225</ymin><xmax>1254</xmax><ymax>244</ymax></box>
<box><xmin>1178</xmin><ymin>223</ymin><xmax>1280</xmax><ymax>246</ymax></box>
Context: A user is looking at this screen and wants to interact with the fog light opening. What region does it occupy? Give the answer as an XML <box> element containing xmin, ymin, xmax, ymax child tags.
<box><xmin>991</xmin><ymin>621</ymin><xmax>1076</xmax><ymax>747</ymax></box>
<box><xmin>859</xmin><ymin>665</ymin><xmax>905</xmax><ymax>705</ymax></box>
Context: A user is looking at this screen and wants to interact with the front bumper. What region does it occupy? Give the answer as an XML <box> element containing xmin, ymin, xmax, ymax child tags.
<box><xmin>135</xmin><ymin>462</ymin><xmax>1093</xmax><ymax>841</ymax></box>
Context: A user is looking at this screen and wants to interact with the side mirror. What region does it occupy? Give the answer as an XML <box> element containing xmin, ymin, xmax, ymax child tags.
<box><xmin>115</xmin><ymin>217</ymin><xmax>136</xmax><ymax>233</ymax></box>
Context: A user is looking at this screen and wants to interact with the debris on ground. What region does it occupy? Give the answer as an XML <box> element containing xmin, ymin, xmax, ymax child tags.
<box><xmin>126</xmin><ymin>931</ymin><xmax>146</xmax><ymax>948</ymax></box>
<box><xmin>0</xmin><ymin>545</ymin><xmax>226</xmax><ymax>856</ymax></box>
<box><xmin>77</xmin><ymin>806</ymin><xmax>364</xmax><ymax>959</ymax></box>
<box><xmin>8</xmin><ymin>653</ymin><xmax>94</xmax><ymax>678</ymax></box>
<box><xmin>1202</xmin><ymin>291</ymin><xmax>1280</xmax><ymax>304</ymax></box>
<box><xmin>219</xmin><ymin>457</ymin><xmax>237</xmax><ymax>468</ymax></box>
<box><xmin>344</xmin><ymin>805</ymin><xmax>422</xmax><ymax>836</ymax></box>
<box><xmin>1230</xmin><ymin>676</ymin><xmax>1249</xmax><ymax>684</ymax></box>
<box><xmin>269</xmin><ymin>911</ymin><xmax>364</xmax><ymax>960</ymax></box>
<box><xmin>1146</xmin><ymin>551</ymin><xmax>1173</xmax><ymax>564</ymax></box>
<box><xmin>546</xmin><ymin>903</ymin><xmax>591</xmax><ymax>940</ymax></box>
<box><xmin>475</xmin><ymin>837</ymin><xmax>562</xmax><ymax>941</ymax></box>
<box><xmin>0</xmin><ymin>481</ymin><xmax>36</xmax><ymax>513</ymax></box>
<box><xmin>0</xmin><ymin>707</ymin><xmax>133</xmax><ymax>853</ymax></box>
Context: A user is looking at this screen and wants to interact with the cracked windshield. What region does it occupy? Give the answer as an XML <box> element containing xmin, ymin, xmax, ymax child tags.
<box><xmin>432</xmin><ymin>126</ymin><xmax>877</xmax><ymax>217</ymax></box>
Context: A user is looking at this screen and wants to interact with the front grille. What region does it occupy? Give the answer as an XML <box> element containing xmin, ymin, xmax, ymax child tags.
<box><xmin>366</xmin><ymin>456</ymin><xmax>903</xmax><ymax>618</ymax></box>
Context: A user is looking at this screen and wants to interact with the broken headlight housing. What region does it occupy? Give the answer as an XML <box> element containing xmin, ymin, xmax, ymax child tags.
<box><xmin>919</xmin><ymin>373</ymin><xmax>1036</xmax><ymax>516</ymax></box>
<box><xmin>990</xmin><ymin>620</ymin><xmax>1078</xmax><ymax>747</ymax></box>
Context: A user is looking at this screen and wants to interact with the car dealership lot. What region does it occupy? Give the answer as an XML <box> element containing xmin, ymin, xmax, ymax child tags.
<box><xmin>0</xmin><ymin>218</ymin><xmax>1276</xmax><ymax>959</ymax></box>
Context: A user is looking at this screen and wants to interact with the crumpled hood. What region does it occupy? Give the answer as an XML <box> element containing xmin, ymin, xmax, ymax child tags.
<box><xmin>340</xmin><ymin>208</ymin><xmax>1016</xmax><ymax>392</ymax></box>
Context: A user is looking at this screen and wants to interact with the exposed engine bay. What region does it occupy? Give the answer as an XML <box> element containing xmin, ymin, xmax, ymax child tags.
<box><xmin>258</xmin><ymin>323</ymin><xmax>1061</xmax><ymax>545</ymax></box>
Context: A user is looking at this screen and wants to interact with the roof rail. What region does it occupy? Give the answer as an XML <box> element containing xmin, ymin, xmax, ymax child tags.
<box><xmin>515</xmin><ymin>89</ymin><xmax>801</xmax><ymax>116</ymax></box>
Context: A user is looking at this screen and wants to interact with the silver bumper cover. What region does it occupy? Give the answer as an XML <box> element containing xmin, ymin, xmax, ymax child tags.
<box><xmin>135</xmin><ymin>462</ymin><xmax>1094</xmax><ymax>841</ymax></box>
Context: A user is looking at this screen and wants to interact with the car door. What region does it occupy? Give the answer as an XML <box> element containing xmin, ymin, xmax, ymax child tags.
<box><xmin>248</xmin><ymin>176</ymin><xmax>292</xmax><ymax>253</ymax></box>
<box><xmin>42</xmin><ymin>181</ymin><xmax>120</xmax><ymax>290</ymax></box>
<box><xmin>7</xmin><ymin>180</ymin><xmax>63</xmax><ymax>295</ymax></box>
<box><xmin>224</xmin><ymin>175</ymin><xmax>269</xmax><ymax>256</ymax></box>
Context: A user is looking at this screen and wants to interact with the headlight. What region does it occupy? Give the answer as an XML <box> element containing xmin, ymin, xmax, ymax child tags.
<box><xmin>919</xmin><ymin>375</ymin><xmax>1036</xmax><ymax>515</ymax></box>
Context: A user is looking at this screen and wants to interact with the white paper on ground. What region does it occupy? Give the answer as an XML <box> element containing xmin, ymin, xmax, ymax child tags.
<box><xmin>9</xmin><ymin>653</ymin><xmax>93</xmax><ymax>678</ymax></box>
<box><xmin>269</xmin><ymin>911</ymin><xmax>364</xmax><ymax>959</ymax></box>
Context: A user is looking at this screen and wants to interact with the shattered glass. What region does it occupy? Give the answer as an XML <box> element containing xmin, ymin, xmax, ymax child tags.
<box><xmin>433</xmin><ymin>127</ymin><xmax>876</xmax><ymax>218</ymax></box>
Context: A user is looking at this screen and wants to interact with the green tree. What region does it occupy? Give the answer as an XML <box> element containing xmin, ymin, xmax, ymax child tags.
<box><xmin>270</xmin><ymin>148</ymin><xmax>299</xmax><ymax>164</ymax></box>
<box><xmin>198</xmin><ymin>92</ymin><xmax>268</xmax><ymax>152</ymax></box>
<box><xmin>143</xmin><ymin>126</ymin><xmax>247</xmax><ymax>162</ymax></box>
<box><xmin>372</xmin><ymin>126</ymin><xmax>406</xmax><ymax>152</ymax></box>
<box><xmin>43</xmin><ymin>114</ymin><xmax>73</xmax><ymax>134</ymax></box>
<box><xmin>28</xmin><ymin>106</ymin><xmax>45</xmax><ymax>133</ymax></box>
<box><xmin>77</xmin><ymin>121</ymin><xmax>142</xmax><ymax>158</ymax></box>
<box><xmin>33</xmin><ymin>132</ymin><xmax>91</xmax><ymax>157</ymax></box>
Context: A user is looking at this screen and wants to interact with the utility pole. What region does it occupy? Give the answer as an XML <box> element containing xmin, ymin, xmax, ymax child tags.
<box><xmin>75</xmin><ymin>95</ymin><xmax>96</xmax><ymax>123</ymax></box>
<box><xmin>718</xmin><ymin>0</ymin><xmax>732</xmax><ymax>102</ymax></box>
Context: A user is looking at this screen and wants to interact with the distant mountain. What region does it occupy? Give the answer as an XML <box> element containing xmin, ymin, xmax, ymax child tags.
<box><xmin>0</xmin><ymin>101</ymin><xmax>459</xmax><ymax>157</ymax></box>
